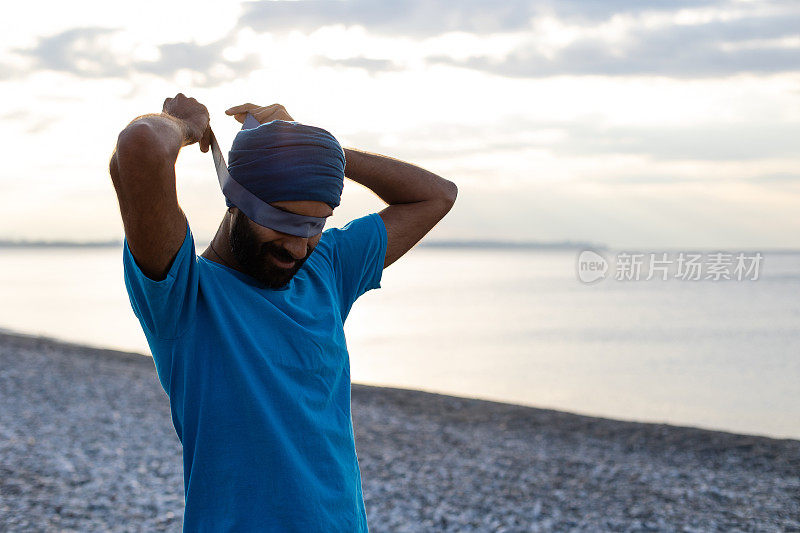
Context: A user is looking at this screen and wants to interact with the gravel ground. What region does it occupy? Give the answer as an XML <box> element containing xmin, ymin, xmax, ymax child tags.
<box><xmin>0</xmin><ymin>329</ymin><xmax>798</xmax><ymax>532</ymax></box>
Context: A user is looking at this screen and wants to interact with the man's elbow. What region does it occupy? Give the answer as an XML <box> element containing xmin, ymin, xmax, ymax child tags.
<box><xmin>115</xmin><ymin>122</ymin><xmax>172</xmax><ymax>173</ymax></box>
<box><xmin>117</xmin><ymin>122</ymin><xmax>161</xmax><ymax>156</ymax></box>
<box><xmin>429</xmin><ymin>180</ymin><xmax>457</xmax><ymax>217</ymax></box>
<box><xmin>440</xmin><ymin>179</ymin><xmax>458</xmax><ymax>205</ymax></box>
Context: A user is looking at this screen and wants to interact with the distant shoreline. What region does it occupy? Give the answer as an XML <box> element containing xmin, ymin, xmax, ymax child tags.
<box><xmin>0</xmin><ymin>238</ymin><xmax>604</xmax><ymax>250</ymax></box>
<box><xmin>0</xmin><ymin>239</ymin><xmax>123</xmax><ymax>248</ymax></box>
<box><xmin>4</xmin><ymin>239</ymin><xmax>800</xmax><ymax>253</ymax></box>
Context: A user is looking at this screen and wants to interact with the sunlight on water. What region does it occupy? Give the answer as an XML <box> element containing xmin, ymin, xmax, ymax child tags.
<box><xmin>1</xmin><ymin>245</ymin><xmax>799</xmax><ymax>438</ymax></box>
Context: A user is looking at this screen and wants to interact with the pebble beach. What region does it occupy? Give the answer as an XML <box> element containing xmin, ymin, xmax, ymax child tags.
<box><xmin>0</xmin><ymin>329</ymin><xmax>798</xmax><ymax>532</ymax></box>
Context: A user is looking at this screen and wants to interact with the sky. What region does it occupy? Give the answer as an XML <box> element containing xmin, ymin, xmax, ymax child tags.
<box><xmin>0</xmin><ymin>0</ymin><xmax>798</xmax><ymax>248</ymax></box>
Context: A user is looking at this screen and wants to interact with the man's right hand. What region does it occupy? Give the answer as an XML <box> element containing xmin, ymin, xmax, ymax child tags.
<box><xmin>162</xmin><ymin>93</ymin><xmax>211</xmax><ymax>153</ymax></box>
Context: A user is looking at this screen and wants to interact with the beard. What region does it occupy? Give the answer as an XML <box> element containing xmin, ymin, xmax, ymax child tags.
<box><xmin>228</xmin><ymin>210</ymin><xmax>311</xmax><ymax>289</ymax></box>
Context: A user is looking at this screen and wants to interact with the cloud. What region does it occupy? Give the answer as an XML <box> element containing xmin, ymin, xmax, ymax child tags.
<box><xmin>0</xmin><ymin>110</ymin><xmax>32</xmax><ymax>121</ymax></box>
<box><xmin>552</xmin><ymin>121</ymin><xmax>800</xmax><ymax>161</ymax></box>
<box><xmin>14</xmin><ymin>27</ymin><xmax>129</xmax><ymax>78</ymax></box>
<box><xmin>236</xmin><ymin>0</ymin><xmax>800</xmax><ymax>78</ymax></box>
<box><xmin>426</xmin><ymin>8</ymin><xmax>800</xmax><ymax>77</ymax></box>
<box><xmin>311</xmin><ymin>55</ymin><xmax>402</xmax><ymax>73</ymax></box>
<box><xmin>5</xmin><ymin>2</ymin><xmax>798</xmax><ymax>84</ymax></box>
<box><xmin>345</xmin><ymin>118</ymin><xmax>800</xmax><ymax>162</ymax></box>
<box><xmin>134</xmin><ymin>39</ymin><xmax>262</xmax><ymax>87</ymax></box>
<box><xmin>598</xmin><ymin>173</ymin><xmax>800</xmax><ymax>186</ymax></box>
<box><xmin>7</xmin><ymin>27</ymin><xmax>262</xmax><ymax>87</ymax></box>
<box><xmin>0</xmin><ymin>64</ymin><xmax>26</xmax><ymax>81</ymax></box>
<box><xmin>238</xmin><ymin>0</ymin><xmax>724</xmax><ymax>36</ymax></box>
<box><xmin>0</xmin><ymin>110</ymin><xmax>59</xmax><ymax>134</ymax></box>
<box><xmin>428</xmin><ymin>45</ymin><xmax>800</xmax><ymax>78</ymax></box>
<box><xmin>239</xmin><ymin>0</ymin><xmax>540</xmax><ymax>37</ymax></box>
<box><xmin>748</xmin><ymin>173</ymin><xmax>800</xmax><ymax>183</ymax></box>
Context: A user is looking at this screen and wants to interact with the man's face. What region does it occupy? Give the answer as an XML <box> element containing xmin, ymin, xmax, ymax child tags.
<box><xmin>228</xmin><ymin>201</ymin><xmax>331</xmax><ymax>289</ymax></box>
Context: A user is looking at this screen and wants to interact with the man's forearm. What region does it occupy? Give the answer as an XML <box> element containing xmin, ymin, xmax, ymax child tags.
<box><xmin>342</xmin><ymin>147</ymin><xmax>457</xmax><ymax>205</ymax></box>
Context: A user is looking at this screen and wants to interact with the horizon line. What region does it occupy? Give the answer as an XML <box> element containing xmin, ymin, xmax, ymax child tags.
<box><xmin>2</xmin><ymin>238</ymin><xmax>800</xmax><ymax>253</ymax></box>
<box><xmin>0</xmin><ymin>237</ymin><xmax>606</xmax><ymax>249</ymax></box>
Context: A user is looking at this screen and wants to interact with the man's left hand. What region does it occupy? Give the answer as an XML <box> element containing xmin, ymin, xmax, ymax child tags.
<box><xmin>225</xmin><ymin>103</ymin><xmax>294</xmax><ymax>124</ymax></box>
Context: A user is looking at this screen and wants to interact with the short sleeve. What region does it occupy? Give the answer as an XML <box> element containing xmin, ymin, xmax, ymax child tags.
<box><xmin>122</xmin><ymin>219</ymin><xmax>199</xmax><ymax>342</ymax></box>
<box><xmin>326</xmin><ymin>212</ymin><xmax>387</xmax><ymax>321</ymax></box>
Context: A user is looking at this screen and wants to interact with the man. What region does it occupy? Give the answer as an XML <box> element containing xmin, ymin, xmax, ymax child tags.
<box><xmin>108</xmin><ymin>92</ymin><xmax>457</xmax><ymax>531</ymax></box>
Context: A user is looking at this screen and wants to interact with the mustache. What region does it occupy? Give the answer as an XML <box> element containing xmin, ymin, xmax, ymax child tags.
<box><xmin>261</xmin><ymin>244</ymin><xmax>305</xmax><ymax>263</ymax></box>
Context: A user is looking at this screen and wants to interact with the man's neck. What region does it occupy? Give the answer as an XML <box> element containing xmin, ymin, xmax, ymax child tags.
<box><xmin>200</xmin><ymin>218</ymin><xmax>236</xmax><ymax>269</ymax></box>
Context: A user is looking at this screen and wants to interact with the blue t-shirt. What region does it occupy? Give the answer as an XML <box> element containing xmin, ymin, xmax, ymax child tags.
<box><xmin>122</xmin><ymin>213</ymin><xmax>387</xmax><ymax>532</ymax></box>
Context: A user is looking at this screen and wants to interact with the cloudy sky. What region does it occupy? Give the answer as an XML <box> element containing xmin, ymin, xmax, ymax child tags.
<box><xmin>0</xmin><ymin>0</ymin><xmax>798</xmax><ymax>248</ymax></box>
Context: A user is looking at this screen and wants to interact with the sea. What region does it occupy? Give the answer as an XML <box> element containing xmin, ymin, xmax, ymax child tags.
<box><xmin>1</xmin><ymin>244</ymin><xmax>798</xmax><ymax>440</ymax></box>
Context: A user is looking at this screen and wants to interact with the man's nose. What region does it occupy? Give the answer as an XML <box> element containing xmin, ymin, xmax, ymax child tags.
<box><xmin>279</xmin><ymin>237</ymin><xmax>309</xmax><ymax>260</ymax></box>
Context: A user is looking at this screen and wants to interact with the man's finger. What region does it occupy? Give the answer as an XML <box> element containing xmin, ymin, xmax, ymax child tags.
<box><xmin>226</xmin><ymin>102</ymin><xmax>284</xmax><ymax>115</ymax></box>
<box><xmin>254</xmin><ymin>104</ymin><xmax>286</xmax><ymax>119</ymax></box>
<box><xmin>253</xmin><ymin>109</ymin><xmax>273</xmax><ymax>122</ymax></box>
<box><xmin>200</xmin><ymin>127</ymin><xmax>211</xmax><ymax>152</ymax></box>
<box><xmin>225</xmin><ymin>103</ymin><xmax>257</xmax><ymax>115</ymax></box>
<box><xmin>255</xmin><ymin>106</ymin><xmax>293</xmax><ymax>122</ymax></box>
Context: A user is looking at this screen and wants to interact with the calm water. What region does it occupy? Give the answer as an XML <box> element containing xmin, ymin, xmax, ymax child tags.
<box><xmin>1</xmin><ymin>245</ymin><xmax>798</xmax><ymax>439</ymax></box>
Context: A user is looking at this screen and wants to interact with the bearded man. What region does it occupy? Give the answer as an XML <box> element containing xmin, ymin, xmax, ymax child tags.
<box><xmin>108</xmin><ymin>93</ymin><xmax>457</xmax><ymax>531</ymax></box>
